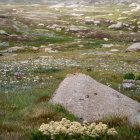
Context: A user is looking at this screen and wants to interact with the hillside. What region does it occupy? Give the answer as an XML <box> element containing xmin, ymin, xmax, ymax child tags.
<box><xmin>0</xmin><ymin>1</ymin><xmax>140</xmax><ymax>140</ymax></box>
<box><xmin>0</xmin><ymin>0</ymin><xmax>140</xmax><ymax>4</ymax></box>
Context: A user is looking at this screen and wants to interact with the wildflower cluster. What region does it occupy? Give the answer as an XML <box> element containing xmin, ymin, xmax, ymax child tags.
<box><xmin>0</xmin><ymin>56</ymin><xmax>80</xmax><ymax>92</ymax></box>
<box><xmin>38</xmin><ymin>118</ymin><xmax>118</xmax><ymax>139</ymax></box>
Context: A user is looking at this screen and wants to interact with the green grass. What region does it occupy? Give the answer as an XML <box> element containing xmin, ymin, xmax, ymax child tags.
<box><xmin>0</xmin><ymin>87</ymin><xmax>76</xmax><ymax>139</ymax></box>
<box><xmin>0</xmin><ymin>69</ymin><xmax>139</xmax><ymax>139</ymax></box>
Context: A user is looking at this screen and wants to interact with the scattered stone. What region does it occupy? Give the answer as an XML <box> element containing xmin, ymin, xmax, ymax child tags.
<box><xmin>110</xmin><ymin>49</ymin><xmax>119</xmax><ymax>52</ymax></box>
<box><xmin>85</xmin><ymin>19</ymin><xmax>100</xmax><ymax>26</ymax></box>
<box><xmin>50</xmin><ymin>73</ymin><xmax>140</xmax><ymax>126</ymax></box>
<box><xmin>102</xmin><ymin>44</ymin><xmax>114</xmax><ymax>48</ymax></box>
<box><xmin>122</xmin><ymin>80</ymin><xmax>140</xmax><ymax>92</ymax></box>
<box><xmin>108</xmin><ymin>22</ymin><xmax>122</xmax><ymax>29</ymax></box>
<box><xmin>0</xmin><ymin>30</ymin><xmax>9</xmax><ymax>36</ymax></box>
<box><xmin>108</xmin><ymin>13</ymin><xmax>113</xmax><ymax>16</ymax></box>
<box><xmin>117</xmin><ymin>17</ymin><xmax>127</xmax><ymax>20</ymax></box>
<box><xmin>51</xmin><ymin>24</ymin><xmax>59</xmax><ymax>29</ymax></box>
<box><xmin>56</xmin><ymin>28</ymin><xmax>62</xmax><ymax>31</ymax></box>
<box><xmin>94</xmin><ymin>21</ymin><xmax>101</xmax><ymax>26</ymax></box>
<box><xmin>82</xmin><ymin>51</ymin><xmax>113</xmax><ymax>56</ymax></box>
<box><xmin>14</xmin><ymin>72</ymin><xmax>24</xmax><ymax>80</ymax></box>
<box><xmin>103</xmin><ymin>38</ymin><xmax>109</xmax><ymax>41</ymax></box>
<box><xmin>71</xmin><ymin>13</ymin><xmax>84</xmax><ymax>17</ymax></box>
<box><xmin>48</xmin><ymin>44</ymin><xmax>55</xmax><ymax>47</ymax></box>
<box><xmin>131</xmin><ymin>4</ymin><xmax>140</xmax><ymax>12</ymax></box>
<box><xmin>37</xmin><ymin>23</ymin><xmax>45</xmax><ymax>27</ymax></box>
<box><xmin>69</xmin><ymin>26</ymin><xmax>80</xmax><ymax>33</ymax></box>
<box><xmin>44</xmin><ymin>48</ymin><xmax>58</xmax><ymax>53</ymax></box>
<box><xmin>78</xmin><ymin>44</ymin><xmax>84</xmax><ymax>48</ymax></box>
<box><xmin>68</xmin><ymin>25</ymin><xmax>88</xmax><ymax>33</ymax></box>
<box><xmin>123</xmin><ymin>23</ymin><xmax>129</xmax><ymax>28</ymax></box>
<box><xmin>6</xmin><ymin>46</ymin><xmax>25</xmax><ymax>53</ymax></box>
<box><xmin>85</xmin><ymin>19</ymin><xmax>94</xmax><ymax>24</ymax></box>
<box><xmin>129</xmin><ymin>3</ymin><xmax>137</xmax><ymax>7</ymax></box>
<box><xmin>122</xmin><ymin>82</ymin><xmax>135</xmax><ymax>90</ymax></box>
<box><xmin>137</xmin><ymin>21</ymin><xmax>140</xmax><ymax>25</ymax></box>
<box><xmin>0</xmin><ymin>41</ymin><xmax>9</xmax><ymax>47</ymax></box>
<box><xmin>31</xmin><ymin>47</ymin><xmax>38</xmax><ymax>51</ymax></box>
<box><xmin>126</xmin><ymin>43</ymin><xmax>140</xmax><ymax>52</ymax></box>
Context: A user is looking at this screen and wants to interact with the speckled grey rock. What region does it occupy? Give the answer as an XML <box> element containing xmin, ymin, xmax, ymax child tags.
<box><xmin>50</xmin><ymin>73</ymin><xmax>140</xmax><ymax>125</ymax></box>
<box><xmin>122</xmin><ymin>82</ymin><xmax>135</xmax><ymax>90</ymax></box>
<box><xmin>126</xmin><ymin>43</ymin><xmax>140</xmax><ymax>52</ymax></box>
<box><xmin>108</xmin><ymin>22</ymin><xmax>122</xmax><ymax>29</ymax></box>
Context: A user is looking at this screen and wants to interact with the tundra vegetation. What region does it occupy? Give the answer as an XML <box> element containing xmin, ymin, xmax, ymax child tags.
<box><xmin>0</xmin><ymin>2</ymin><xmax>140</xmax><ymax>140</ymax></box>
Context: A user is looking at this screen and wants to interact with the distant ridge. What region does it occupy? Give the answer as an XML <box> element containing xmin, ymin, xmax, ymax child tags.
<box><xmin>0</xmin><ymin>0</ymin><xmax>139</xmax><ymax>4</ymax></box>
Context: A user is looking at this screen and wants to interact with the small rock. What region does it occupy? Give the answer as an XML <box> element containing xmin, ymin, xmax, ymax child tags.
<box><xmin>131</xmin><ymin>5</ymin><xmax>140</xmax><ymax>12</ymax></box>
<box><xmin>126</xmin><ymin>43</ymin><xmax>140</xmax><ymax>52</ymax></box>
<box><xmin>122</xmin><ymin>82</ymin><xmax>135</xmax><ymax>90</ymax></box>
<box><xmin>0</xmin><ymin>41</ymin><xmax>9</xmax><ymax>47</ymax></box>
<box><xmin>94</xmin><ymin>20</ymin><xmax>101</xmax><ymax>26</ymax></box>
<box><xmin>117</xmin><ymin>17</ymin><xmax>127</xmax><ymax>20</ymax></box>
<box><xmin>85</xmin><ymin>19</ymin><xmax>94</xmax><ymax>25</ymax></box>
<box><xmin>56</xmin><ymin>28</ymin><xmax>62</xmax><ymax>31</ymax></box>
<box><xmin>37</xmin><ymin>23</ymin><xmax>44</xmax><ymax>27</ymax></box>
<box><xmin>69</xmin><ymin>26</ymin><xmax>80</xmax><ymax>33</ymax></box>
<box><xmin>51</xmin><ymin>24</ymin><xmax>59</xmax><ymax>29</ymax></box>
<box><xmin>102</xmin><ymin>44</ymin><xmax>114</xmax><ymax>48</ymax></box>
<box><xmin>0</xmin><ymin>30</ymin><xmax>9</xmax><ymax>36</ymax></box>
<box><xmin>44</xmin><ymin>48</ymin><xmax>58</xmax><ymax>53</ymax></box>
<box><xmin>14</xmin><ymin>72</ymin><xmax>24</xmax><ymax>80</ymax></box>
<box><xmin>7</xmin><ymin>46</ymin><xmax>25</xmax><ymax>53</ymax></box>
<box><xmin>31</xmin><ymin>47</ymin><xmax>38</xmax><ymax>51</ymax></box>
<box><xmin>85</xmin><ymin>20</ymin><xmax>100</xmax><ymax>26</ymax></box>
<box><xmin>71</xmin><ymin>13</ymin><xmax>84</xmax><ymax>17</ymax></box>
<box><xmin>108</xmin><ymin>22</ymin><xmax>122</xmax><ymax>29</ymax></box>
<box><xmin>110</xmin><ymin>49</ymin><xmax>119</xmax><ymax>52</ymax></box>
<box><xmin>104</xmin><ymin>38</ymin><xmax>109</xmax><ymax>41</ymax></box>
<box><xmin>40</xmin><ymin>45</ymin><xmax>47</xmax><ymax>48</ymax></box>
<box><xmin>129</xmin><ymin>3</ymin><xmax>137</xmax><ymax>7</ymax></box>
<box><xmin>137</xmin><ymin>21</ymin><xmax>140</xmax><ymax>25</ymax></box>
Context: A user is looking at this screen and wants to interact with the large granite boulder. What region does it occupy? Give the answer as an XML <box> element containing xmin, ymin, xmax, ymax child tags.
<box><xmin>50</xmin><ymin>73</ymin><xmax>140</xmax><ymax>126</ymax></box>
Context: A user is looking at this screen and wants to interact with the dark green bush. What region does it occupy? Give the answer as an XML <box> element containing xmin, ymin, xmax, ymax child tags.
<box><xmin>123</xmin><ymin>73</ymin><xmax>140</xmax><ymax>80</ymax></box>
<box><xmin>123</xmin><ymin>73</ymin><xmax>135</xmax><ymax>80</ymax></box>
<box><xmin>135</xmin><ymin>74</ymin><xmax>140</xmax><ymax>80</ymax></box>
<box><xmin>31</xmin><ymin>131</ymin><xmax>48</xmax><ymax>140</ymax></box>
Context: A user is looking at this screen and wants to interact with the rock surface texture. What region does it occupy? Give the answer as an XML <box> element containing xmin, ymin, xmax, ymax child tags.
<box><xmin>50</xmin><ymin>73</ymin><xmax>140</xmax><ymax>125</ymax></box>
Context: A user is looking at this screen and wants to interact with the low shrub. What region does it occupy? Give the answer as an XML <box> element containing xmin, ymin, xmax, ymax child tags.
<box><xmin>31</xmin><ymin>118</ymin><xmax>118</xmax><ymax>140</ymax></box>
<box><xmin>123</xmin><ymin>73</ymin><xmax>135</xmax><ymax>80</ymax></box>
<box><xmin>123</xmin><ymin>73</ymin><xmax>140</xmax><ymax>80</ymax></box>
